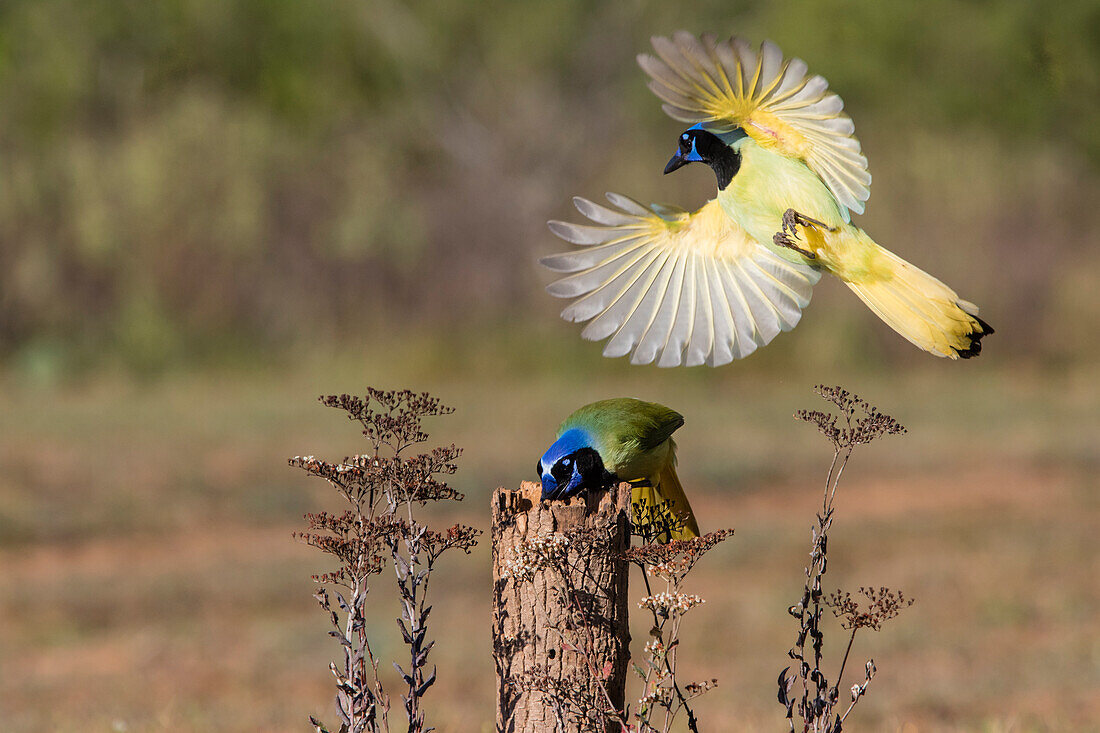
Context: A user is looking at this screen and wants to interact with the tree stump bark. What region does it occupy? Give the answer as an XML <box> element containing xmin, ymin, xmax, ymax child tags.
<box><xmin>492</xmin><ymin>480</ymin><xmax>632</xmax><ymax>732</ymax></box>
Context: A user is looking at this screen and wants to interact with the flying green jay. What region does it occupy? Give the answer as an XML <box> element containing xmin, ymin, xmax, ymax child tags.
<box><xmin>541</xmin><ymin>32</ymin><xmax>992</xmax><ymax>365</ymax></box>
<box><xmin>538</xmin><ymin>398</ymin><xmax>700</xmax><ymax>541</ymax></box>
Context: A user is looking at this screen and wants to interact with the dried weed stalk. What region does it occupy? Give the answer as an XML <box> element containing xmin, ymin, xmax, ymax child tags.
<box><xmin>778</xmin><ymin>385</ymin><xmax>911</xmax><ymax>733</ymax></box>
<box><xmin>622</xmin><ymin>527</ymin><xmax>733</xmax><ymax>733</ymax></box>
<box><xmin>291</xmin><ymin>389</ymin><xmax>481</xmax><ymax>733</ymax></box>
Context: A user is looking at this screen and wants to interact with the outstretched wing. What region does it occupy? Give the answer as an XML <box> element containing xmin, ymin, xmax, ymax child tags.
<box><xmin>639</xmin><ymin>32</ymin><xmax>871</xmax><ymax>215</ymax></box>
<box><xmin>541</xmin><ymin>194</ymin><xmax>820</xmax><ymax>367</ymax></box>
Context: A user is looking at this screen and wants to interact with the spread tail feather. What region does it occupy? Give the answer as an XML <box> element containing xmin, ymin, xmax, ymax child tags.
<box><xmin>844</xmin><ymin>243</ymin><xmax>993</xmax><ymax>359</ymax></box>
<box><xmin>631</xmin><ymin>463</ymin><xmax>700</xmax><ymax>542</ymax></box>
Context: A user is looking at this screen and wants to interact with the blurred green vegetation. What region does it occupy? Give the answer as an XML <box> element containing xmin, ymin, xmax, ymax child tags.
<box><xmin>3</xmin><ymin>7</ymin><xmax>1098</xmax><ymax>729</ymax></box>
<box><xmin>0</xmin><ymin>0</ymin><xmax>1098</xmax><ymax>374</ymax></box>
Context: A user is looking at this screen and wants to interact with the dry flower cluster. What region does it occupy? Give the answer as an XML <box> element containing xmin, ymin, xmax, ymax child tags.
<box><xmin>778</xmin><ymin>386</ymin><xmax>913</xmax><ymax>733</ymax></box>
<box><xmin>637</xmin><ymin>591</ymin><xmax>704</xmax><ymax>615</ymax></box>
<box><xmin>622</xmin><ymin>528</ymin><xmax>732</xmax><ymax>733</ymax></box>
<box><xmin>291</xmin><ymin>389</ymin><xmax>480</xmax><ymax>733</ymax></box>
<box><xmin>500</xmin><ymin>532</ymin><xmax>572</xmax><ymax>582</ymax></box>
<box><xmin>795</xmin><ymin>385</ymin><xmax>907</xmax><ymax>451</ymax></box>
<box><xmin>826</xmin><ymin>587</ymin><xmax>915</xmax><ymax>632</ymax></box>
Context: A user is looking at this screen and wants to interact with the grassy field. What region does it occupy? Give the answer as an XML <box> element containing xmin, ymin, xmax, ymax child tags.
<box><xmin>1</xmin><ymin>338</ymin><xmax>1098</xmax><ymax>731</ymax></box>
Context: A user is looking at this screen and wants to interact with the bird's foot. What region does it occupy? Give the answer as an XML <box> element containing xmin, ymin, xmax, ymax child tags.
<box><xmin>781</xmin><ymin>208</ymin><xmax>837</xmax><ymax>235</ymax></box>
<box><xmin>775</xmin><ymin>208</ymin><xmax>837</xmax><ymax>259</ymax></box>
<box><xmin>773</xmin><ymin>230</ymin><xmax>817</xmax><ymax>259</ymax></box>
<box><xmin>779</xmin><ymin>208</ymin><xmax>802</xmax><ymax>239</ymax></box>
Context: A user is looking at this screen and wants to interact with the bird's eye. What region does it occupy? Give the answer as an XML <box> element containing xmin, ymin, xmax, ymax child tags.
<box><xmin>561</xmin><ymin>457</ymin><xmax>572</xmax><ymax>468</ymax></box>
<box><xmin>679</xmin><ymin>134</ymin><xmax>692</xmax><ymax>151</ymax></box>
<box><xmin>550</xmin><ymin>457</ymin><xmax>572</xmax><ymax>483</ymax></box>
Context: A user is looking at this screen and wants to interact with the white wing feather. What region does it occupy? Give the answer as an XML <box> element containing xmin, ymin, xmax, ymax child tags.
<box><xmin>639</xmin><ymin>32</ymin><xmax>872</xmax><ymax>216</ymax></box>
<box><xmin>542</xmin><ymin>194</ymin><xmax>820</xmax><ymax>366</ymax></box>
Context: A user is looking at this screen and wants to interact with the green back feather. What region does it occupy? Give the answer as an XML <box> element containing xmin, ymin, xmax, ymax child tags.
<box><xmin>559</xmin><ymin>398</ymin><xmax>683</xmax><ymax>473</ymax></box>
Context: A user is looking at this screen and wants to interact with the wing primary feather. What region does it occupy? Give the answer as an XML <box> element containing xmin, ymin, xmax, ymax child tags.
<box><xmin>656</xmin><ymin>253</ymin><xmax>697</xmax><ymax>367</ymax></box>
<box><xmin>604</xmin><ymin>192</ymin><xmax>650</xmax><ymax>216</ymax></box>
<box><xmin>705</xmin><ymin>256</ymin><xmax>737</xmax><ymax>365</ymax></box>
<box><xmin>715</xmin><ymin>258</ymin><xmax>761</xmax><ymax>357</ymax></box>
<box><xmin>565</xmin><ymin>244</ymin><xmax>664</xmax><ymax>326</ymax></box>
<box><xmin>540</xmin><ymin>235</ymin><xmax>645</xmax><ymax>275</ymax></box>
<box><xmin>638</xmin><ymin>34</ymin><xmax>872</xmax><ymax>211</ymax></box>
<box><xmin>573</xmin><ymin>196</ymin><xmax>638</xmax><ymax>226</ymax></box>
<box><xmin>647</xmin><ymin>81</ymin><xmax>710</xmax><ymax>112</ymax></box>
<box><xmin>544</xmin><ymin>240</ymin><xmax>654</xmax><ymax>292</ymax></box>
<box><xmin>628</xmin><ymin>250</ymin><xmax>683</xmax><ymax>364</ymax></box>
<box><xmin>638</xmin><ymin>255</ymin><xmax>685</xmax><ymax>365</ymax></box>
<box><xmin>579</xmin><ymin>247</ymin><xmax>668</xmax><ymax>344</ymax></box>
<box><xmin>542</xmin><ymin>196</ymin><xmax>819</xmax><ymax>365</ymax></box>
<box><xmin>637</xmin><ymin>53</ymin><xmax>697</xmax><ymax>96</ymax></box>
<box><xmin>757</xmin><ymin>40</ymin><xmax>784</xmax><ymax>99</ymax></box>
<box><xmin>700</xmin><ymin>33</ymin><xmax>738</xmax><ymax>100</ymax></box>
<box><xmin>684</xmin><ymin>255</ymin><xmax>713</xmax><ymax>366</ymax></box>
<box><xmin>733</xmin><ymin>259</ymin><xmax>782</xmax><ymax>342</ymax></box>
<box><xmin>547</xmin><ymin>220</ymin><xmax>631</xmax><ymax>245</ymax></box>
<box><xmin>605</xmin><ymin>249</ymin><xmax>677</xmax><ymax>361</ymax></box>
<box><xmin>661</xmin><ymin>103</ymin><xmax>705</xmax><ymax>123</ymax></box>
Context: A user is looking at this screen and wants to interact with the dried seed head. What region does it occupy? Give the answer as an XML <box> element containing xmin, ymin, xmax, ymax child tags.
<box><xmin>796</xmin><ymin>385</ymin><xmax>906</xmax><ymax>449</ymax></box>
<box><xmin>824</xmin><ymin>586</ymin><xmax>915</xmax><ymax>631</ymax></box>
<box><xmin>293</xmin><ymin>388</ymin><xmax>477</xmax><ymax>732</ymax></box>
<box><xmin>501</xmin><ymin>532</ymin><xmax>571</xmax><ymax>582</ymax></box>
<box><xmin>638</xmin><ymin>591</ymin><xmax>705</xmax><ymax>615</ymax></box>
<box><xmin>622</xmin><ymin>528</ymin><xmax>733</xmax><ymax>585</ymax></box>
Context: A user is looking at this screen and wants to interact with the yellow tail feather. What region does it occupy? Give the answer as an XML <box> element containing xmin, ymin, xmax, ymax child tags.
<box><xmin>844</xmin><ymin>242</ymin><xmax>993</xmax><ymax>359</ymax></box>
<box><xmin>630</xmin><ymin>464</ymin><xmax>700</xmax><ymax>542</ymax></box>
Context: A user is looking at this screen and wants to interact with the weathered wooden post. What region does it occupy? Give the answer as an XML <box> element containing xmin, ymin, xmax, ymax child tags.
<box><xmin>491</xmin><ymin>480</ymin><xmax>632</xmax><ymax>731</ymax></box>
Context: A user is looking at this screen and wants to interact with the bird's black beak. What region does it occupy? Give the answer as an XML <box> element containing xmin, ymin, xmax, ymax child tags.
<box><xmin>664</xmin><ymin>151</ymin><xmax>688</xmax><ymax>175</ymax></box>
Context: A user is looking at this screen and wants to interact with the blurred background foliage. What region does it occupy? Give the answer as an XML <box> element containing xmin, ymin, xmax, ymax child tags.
<box><xmin>3</xmin><ymin>4</ymin><xmax>1100</xmax><ymax>730</ymax></box>
<box><xmin>1</xmin><ymin>0</ymin><xmax>1099</xmax><ymax>375</ymax></box>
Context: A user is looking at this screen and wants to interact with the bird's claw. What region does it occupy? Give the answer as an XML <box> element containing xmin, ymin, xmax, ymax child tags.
<box><xmin>773</xmin><ymin>231</ymin><xmax>817</xmax><ymax>259</ymax></box>
<box><xmin>782</xmin><ymin>208</ymin><xmax>837</xmax><ymax>236</ymax></box>
<box><xmin>780</xmin><ymin>208</ymin><xmax>803</xmax><ymax>240</ymax></box>
<box><xmin>775</xmin><ymin>208</ymin><xmax>837</xmax><ymax>259</ymax></box>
